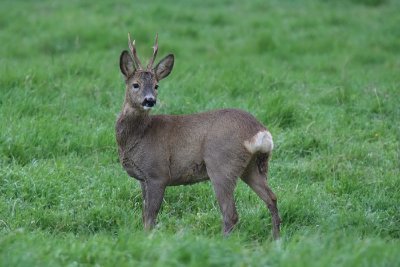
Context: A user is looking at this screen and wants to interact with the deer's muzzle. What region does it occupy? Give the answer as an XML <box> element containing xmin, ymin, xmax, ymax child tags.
<box><xmin>142</xmin><ymin>96</ymin><xmax>156</xmax><ymax>109</ymax></box>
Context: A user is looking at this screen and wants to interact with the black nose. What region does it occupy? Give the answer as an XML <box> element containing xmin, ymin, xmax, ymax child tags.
<box><xmin>142</xmin><ymin>97</ymin><xmax>156</xmax><ymax>108</ymax></box>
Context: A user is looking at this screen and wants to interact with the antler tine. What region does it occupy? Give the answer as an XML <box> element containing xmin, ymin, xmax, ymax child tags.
<box><xmin>147</xmin><ymin>33</ymin><xmax>159</xmax><ymax>71</ymax></box>
<box><xmin>128</xmin><ymin>32</ymin><xmax>143</xmax><ymax>70</ymax></box>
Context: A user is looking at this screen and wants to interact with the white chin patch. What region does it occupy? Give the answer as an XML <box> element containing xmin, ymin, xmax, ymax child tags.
<box><xmin>143</xmin><ymin>106</ymin><xmax>152</xmax><ymax>110</ymax></box>
<box><xmin>244</xmin><ymin>131</ymin><xmax>274</xmax><ymax>154</ymax></box>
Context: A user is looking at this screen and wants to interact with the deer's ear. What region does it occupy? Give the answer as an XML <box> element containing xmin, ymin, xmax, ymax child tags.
<box><xmin>120</xmin><ymin>50</ymin><xmax>136</xmax><ymax>77</ymax></box>
<box><xmin>154</xmin><ymin>54</ymin><xmax>174</xmax><ymax>81</ymax></box>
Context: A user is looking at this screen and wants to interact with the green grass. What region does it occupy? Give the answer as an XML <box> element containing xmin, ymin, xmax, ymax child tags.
<box><xmin>1</xmin><ymin>0</ymin><xmax>399</xmax><ymax>266</ymax></box>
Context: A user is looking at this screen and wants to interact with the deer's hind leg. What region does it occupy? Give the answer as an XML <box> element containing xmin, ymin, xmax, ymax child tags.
<box><xmin>204</xmin><ymin>151</ymin><xmax>252</xmax><ymax>236</ymax></box>
<box><xmin>241</xmin><ymin>153</ymin><xmax>281</xmax><ymax>240</ymax></box>
<box><xmin>206</xmin><ymin>164</ymin><xmax>239</xmax><ymax>235</ymax></box>
<box><xmin>204</xmin><ymin>138</ymin><xmax>253</xmax><ymax>236</ymax></box>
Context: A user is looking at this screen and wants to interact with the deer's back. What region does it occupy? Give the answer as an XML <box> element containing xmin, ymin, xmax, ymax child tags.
<box><xmin>151</xmin><ymin>108</ymin><xmax>266</xmax><ymax>152</ymax></box>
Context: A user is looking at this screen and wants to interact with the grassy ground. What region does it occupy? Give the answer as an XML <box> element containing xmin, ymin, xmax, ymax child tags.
<box><xmin>1</xmin><ymin>0</ymin><xmax>399</xmax><ymax>266</ymax></box>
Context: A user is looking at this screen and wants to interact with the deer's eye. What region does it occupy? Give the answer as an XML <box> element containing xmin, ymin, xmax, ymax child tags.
<box><xmin>132</xmin><ymin>83</ymin><xmax>139</xmax><ymax>90</ymax></box>
<box><xmin>155</xmin><ymin>84</ymin><xmax>159</xmax><ymax>90</ymax></box>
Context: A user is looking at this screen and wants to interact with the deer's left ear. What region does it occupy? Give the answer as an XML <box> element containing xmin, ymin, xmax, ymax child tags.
<box><xmin>154</xmin><ymin>54</ymin><xmax>174</xmax><ymax>81</ymax></box>
<box><xmin>120</xmin><ymin>50</ymin><xmax>136</xmax><ymax>78</ymax></box>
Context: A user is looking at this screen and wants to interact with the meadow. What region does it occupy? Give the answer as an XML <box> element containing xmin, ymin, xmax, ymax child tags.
<box><xmin>1</xmin><ymin>0</ymin><xmax>399</xmax><ymax>266</ymax></box>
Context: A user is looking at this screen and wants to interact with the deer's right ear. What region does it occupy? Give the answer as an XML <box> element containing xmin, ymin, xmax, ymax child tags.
<box><xmin>120</xmin><ymin>50</ymin><xmax>136</xmax><ymax>78</ymax></box>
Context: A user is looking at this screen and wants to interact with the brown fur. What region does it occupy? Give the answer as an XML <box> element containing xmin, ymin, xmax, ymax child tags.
<box><xmin>115</xmin><ymin>37</ymin><xmax>281</xmax><ymax>239</ymax></box>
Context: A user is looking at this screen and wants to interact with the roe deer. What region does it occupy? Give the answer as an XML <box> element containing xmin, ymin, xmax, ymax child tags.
<box><xmin>116</xmin><ymin>33</ymin><xmax>281</xmax><ymax>239</ymax></box>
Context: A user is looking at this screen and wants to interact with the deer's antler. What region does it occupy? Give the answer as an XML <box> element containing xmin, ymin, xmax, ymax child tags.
<box><xmin>146</xmin><ymin>33</ymin><xmax>158</xmax><ymax>71</ymax></box>
<box><xmin>128</xmin><ymin>33</ymin><xmax>143</xmax><ymax>70</ymax></box>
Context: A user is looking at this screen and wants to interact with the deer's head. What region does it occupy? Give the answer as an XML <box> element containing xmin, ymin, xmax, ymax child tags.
<box><xmin>120</xmin><ymin>33</ymin><xmax>174</xmax><ymax>111</ymax></box>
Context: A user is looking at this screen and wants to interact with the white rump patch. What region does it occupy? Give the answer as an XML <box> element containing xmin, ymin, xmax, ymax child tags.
<box><xmin>244</xmin><ymin>131</ymin><xmax>274</xmax><ymax>154</ymax></box>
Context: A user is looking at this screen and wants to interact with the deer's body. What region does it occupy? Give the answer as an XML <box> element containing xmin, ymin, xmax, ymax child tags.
<box><xmin>117</xmin><ymin>108</ymin><xmax>267</xmax><ymax>185</ymax></box>
<box><xmin>116</xmin><ymin>34</ymin><xmax>281</xmax><ymax>239</ymax></box>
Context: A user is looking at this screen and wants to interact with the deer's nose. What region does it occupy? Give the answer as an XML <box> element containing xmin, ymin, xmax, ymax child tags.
<box><xmin>142</xmin><ymin>96</ymin><xmax>156</xmax><ymax>108</ymax></box>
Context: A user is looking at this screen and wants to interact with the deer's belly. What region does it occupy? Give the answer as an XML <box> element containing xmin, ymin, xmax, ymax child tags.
<box><xmin>168</xmin><ymin>161</ymin><xmax>209</xmax><ymax>186</ymax></box>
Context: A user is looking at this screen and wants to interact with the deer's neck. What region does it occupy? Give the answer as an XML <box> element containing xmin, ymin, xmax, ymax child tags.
<box><xmin>116</xmin><ymin>101</ymin><xmax>151</xmax><ymax>148</ymax></box>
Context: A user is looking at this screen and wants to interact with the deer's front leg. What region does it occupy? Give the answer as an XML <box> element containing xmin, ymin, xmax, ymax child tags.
<box><xmin>140</xmin><ymin>181</ymin><xmax>147</xmax><ymax>225</ymax></box>
<box><xmin>142</xmin><ymin>180</ymin><xmax>166</xmax><ymax>230</ymax></box>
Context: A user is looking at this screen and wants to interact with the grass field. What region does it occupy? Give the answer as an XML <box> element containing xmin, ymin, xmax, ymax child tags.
<box><xmin>1</xmin><ymin>0</ymin><xmax>399</xmax><ymax>266</ymax></box>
